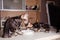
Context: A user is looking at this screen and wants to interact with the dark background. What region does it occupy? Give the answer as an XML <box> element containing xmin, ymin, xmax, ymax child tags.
<box><xmin>48</xmin><ymin>0</ymin><xmax>60</xmax><ymax>28</ymax></box>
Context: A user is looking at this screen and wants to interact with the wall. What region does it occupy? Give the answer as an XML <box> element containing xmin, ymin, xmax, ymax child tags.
<box><xmin>55</xmin><ymin>0</ymin><xmax>60</xmax><ymax>6</ymax></box>
<box><xmin>1</xmin><ymin>11</ymin><xmax>37</xmax><ymax>23</ymax></box>
<box><xmin>39</xmin><ymin>0</ymin><xmax>55</xmax><ymax>24</ymax></box>
<box><xmin>0</xmin><ymin>11</ymin><xmax>1</xmax><ymax>29</ymax></box>
<box><xmin>39</xmin><ymin>0</ymin><xmax>48</xmax><ymax>23</ymax></box>
<box><xmin>26</xmin><ymin>0</ymin><xmax>37</xmax><ymax>6</ymax></box>
<box><xmin>26</xmin><ymin>0</ymin><xmax>48</xmax><ymax>23</ymax></box>
<box><xmin>1</xmin><ymin>0</ymin><xmax>49</xmax><ymax>24</ymax></box>
<box><xmin>26</xmin><ymin>0</ymin><xmax>41</xmax><ymax>22</ymax></box>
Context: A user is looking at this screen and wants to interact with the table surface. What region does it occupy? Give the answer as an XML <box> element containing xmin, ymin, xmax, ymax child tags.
<box><xmin>0</xmin><ymin>30</ymin><xmax>60</xmax><ymax>40</ymax></box>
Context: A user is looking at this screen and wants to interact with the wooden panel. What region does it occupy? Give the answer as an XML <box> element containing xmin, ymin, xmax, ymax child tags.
<box><xmin>1</xmin><ymin>11</ymin><xmax>37</xmax><ymax>23</ymax></box>
<box><xmin>1</xmin><ymin>11</ymin><xmax>25</xmax><ymax>17</ymax></box>
<box><xmin>28</xmin><ymin>11</ymin><xmax>37</xmax><ymax>23</ymax></box>
<box><xmin>26</xmin><ymin>0</ymin><xmax>37</xmax><ymax>6</ymax></box>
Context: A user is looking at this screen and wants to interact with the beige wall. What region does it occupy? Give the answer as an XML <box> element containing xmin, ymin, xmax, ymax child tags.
<box><xmin>1</xmin><ymin>0</ymin><xmax>50</xmax><ymax>24</ymax></box>
<box><xmin>1</xmin><ymin>11</ymin><xmax>38</xmax><ymax>23</ymax></box>
<box><xmin>26</xmin><ymin>0</ymin><xmax>37</xmax><ymax>6</ymax></box>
